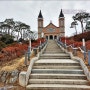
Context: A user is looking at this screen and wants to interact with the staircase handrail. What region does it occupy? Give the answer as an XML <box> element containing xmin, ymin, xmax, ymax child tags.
<box><xmin>57</xmin><ymin>40</ymin><xmax>87</xmax><ymax>56</ymax></box>
<box><xmin>25</xmin><ymin>40</ymin><xmax>48</xmax><ymax>86</ymax></box>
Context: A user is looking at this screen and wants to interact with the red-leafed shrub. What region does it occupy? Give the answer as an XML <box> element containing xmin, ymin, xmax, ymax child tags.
<box><xmin>74</xmin><ymin>42</ymin><xmax>82</xmax><ymax>47</ymax></box>
<box><xmin>86</xmin><ymin>40</ymin><xmax>90</xmax><ymax>50</ymax></box>
<box><xmin>0</xmin><ymin>38</ymin><xmax>46</xmax><ymax>62</ymax></box>
<box><xmin>0</xmin><ymin>43</ymin><xmax>28</xmax><ymax>61</ymax></box>
<box><xmin>60</xmin><ymin>37</ymin><xmax>83</xmax><ymax>47</ymax></box>
<box><xmin>70</xmin><ymin>31</ymin><xmax>90</xmax><ymax>41</ymax></box>
<box><xmin>61</xmin><ymin>37</ymin><xmax>74</xmax><ymax>45</ymax></box>
<box><xmin>0</xmin><ymin>54</ymin><xmax>5</xmax><ymax>58</ymax></box>
<box><xmin>31</xmin><ymin>38</ymin><xmax>45</xmax><ymax>48</ymax></box>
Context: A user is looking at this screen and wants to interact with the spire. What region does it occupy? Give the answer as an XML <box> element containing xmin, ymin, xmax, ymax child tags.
<box><xmin>59</xmin><ymin>9</ymin><xmax>64</xmax><ymax>18</ymax></box>
<box><xmin>38</xmin><ymin>10</ymin><xmax>43</xmax><ymax>18</ymax></box>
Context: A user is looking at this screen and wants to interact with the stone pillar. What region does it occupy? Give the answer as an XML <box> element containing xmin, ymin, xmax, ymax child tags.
<box><xmin>56</xmin><ymin>35</ymin><xmax>58</xmax><ymax>40</ymax></box>
<box><xmin>19</xmin><ymin>71</ymin><xmax>26</xmax><ymax>87</ymax></box>
<box><xmin>82</xmin><ymin>38</ymin><xmax>86</xmax><ymax>60</ymax></box>
<box><xmin>49</xmin><ymin>35</ymin><xmax>50</xmax><ymax>40</ymax></box>
<box><xmin>53</xmin><ymin>35</ymin><xmax>55</xmax><ymax>40</ymax></box>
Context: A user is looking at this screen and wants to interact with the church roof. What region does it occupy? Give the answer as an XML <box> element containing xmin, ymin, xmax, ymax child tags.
<box><xmin>38</xmin><ymin>10</ymin><xmax>43</xmax><ymax>18</ymax></box>
<box><xmin>44</xmin><ymin>21</ymin><xmax>58</xmax><ymax>28</ymax></box>
<box><xmin>59</xmin><ymin>9</ymin><xmax>64</xmax><ymax>18</ymax></box>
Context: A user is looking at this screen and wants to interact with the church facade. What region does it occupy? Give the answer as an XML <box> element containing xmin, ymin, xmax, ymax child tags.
<box><xmin>38</xmin><ymin>9</ymin><xmax>65</xmax><ymax>40</ymax></box>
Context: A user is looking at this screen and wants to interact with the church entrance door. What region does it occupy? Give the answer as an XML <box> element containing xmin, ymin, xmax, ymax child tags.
<box><xmin>54</xmin><ymin>36</ymin><xmax>57</xmax><ymax>39</ymax></box>
<box><xmin>49</xmin><ymin>35</ymin><xmax>53</xmax><ymax>40</ymax></box>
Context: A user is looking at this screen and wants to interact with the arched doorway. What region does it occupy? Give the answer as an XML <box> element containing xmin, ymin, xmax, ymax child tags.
<box><xmin>54</xmin><ymin>36</ymin><xmax>57</xmax><ymax>39</ymax></box>
<box><xmin>49</xmin><ymin>35</ymin><xmax>53</xmax><ymax>40</ymax></box>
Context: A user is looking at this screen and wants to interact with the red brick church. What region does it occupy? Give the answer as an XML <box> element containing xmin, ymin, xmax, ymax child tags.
<box><xmin>38</xmin><ymin>9</ymin><xmax>65</xmax><ymax>40</ymax></box>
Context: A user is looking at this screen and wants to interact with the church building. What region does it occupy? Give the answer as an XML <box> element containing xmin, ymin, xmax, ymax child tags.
<box><xmin>38</xmin><ymin>9</ymin><xmax>65</xmax><ymax>40</ymax></box>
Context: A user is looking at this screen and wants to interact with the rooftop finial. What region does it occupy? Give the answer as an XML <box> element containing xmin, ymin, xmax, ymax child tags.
<box><xmin>50</xmin><ymin>20</ymin><xmax>52</xmax><ymax>23</ymax></box>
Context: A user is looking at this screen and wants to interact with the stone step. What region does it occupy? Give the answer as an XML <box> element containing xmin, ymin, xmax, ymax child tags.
<box><xmin>26</xmin><ymin>84</ymin><xmax>90</xmax><ymax>90</ymax></box>
<box><xmin>41</xmin><ymin>54</ymin><xmax>70</xmax><ymax>57</ymax></box>
<box><xmin>45</xmin><ymin>48</ymin><xmax>62</xmax><ymax>49</ymax></box>
<box><xmin>34</xmin><ymin>59</ymin><xmax>80</xmax><ymax>66</ymax></box>
<box><xmin>30</xmin><ymin>74</ymin><xmax>87</xmax><ymax>79</ymax></box>
<box><xmin>35</xmin><ymin>59</ymin><xmax>79</xmax><ymax>62</ymax></box>
<box><xmin>32</xmin><ymin>66</ymin><xmax>82</xmax><ymax>69</ymax></box>
<box><xmin>45</xmin><ymin>48</ymin><xmax>61</xmax><ymax>49</ymax></box>
<box><xmin>44</xmin><ymin>50</ymin><xmax>63</xmax><ymax>51</ymax></box>
<box><xmin>44</xmin><ymin>50</ymin><xmax>62</xmax><ymax>51</ymax></box>
<box><xmin>44</xmin><ymin>50</ymin><xmax>63</xmax><ymax>53</ymax></box>
<box><xmin>31</xmin><ymin>69</ymin><xmax>84</xmax><ymax>74</ymax></box>
<box><xmin>29</xmin><ymin>79</ymin><xmax>89</xmax><ymax>85</ymax></box>
<box><xmin>40</xmin><ymin>56</ymin><xmax>71</xmax><ymax>59</ymax></box>
<box><xmin>34</xmin><ymin>63</ymin><xmax>80</xmax><ymax>66</ymax></box>
<box><xmin>43</xmin><ymin>51</ymin><xmax>64</xmax><ymax>54</ymax></box>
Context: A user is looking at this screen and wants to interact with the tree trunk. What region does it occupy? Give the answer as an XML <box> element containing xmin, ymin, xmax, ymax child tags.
<box><xmin>81</xmin><ymin>20</ymin><xmax>84</xmax><ymax>33</ymax></box>
<box><xmin>20</xmin><ymin>29</ymin><xmax>22</xmax><ymax>39</ymax></box>
<box><xmin>8</xmin><ymin>28</ymin><xmax>10</xmax><ymax>35</ymax></box>
<box><xmin>18</xmin><ymin>32</ymin><xmax>19</xmax><ymax>40</ymax></box>
<box><xmin>75</xmin><ymin>25</ymin><xmax>77</xmax><ymax>35</ymax></box>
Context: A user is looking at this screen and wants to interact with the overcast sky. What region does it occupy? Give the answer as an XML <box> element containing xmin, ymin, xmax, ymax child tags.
<box><xmin>0</xmin><ymin>0</ymin><xmax>90</xmax><ymax>36</ymax></box>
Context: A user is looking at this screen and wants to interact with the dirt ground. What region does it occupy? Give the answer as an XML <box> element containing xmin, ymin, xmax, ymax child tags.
<box><xmin>0</xmin><ymin>56</ymin><xmax>30</xmax><ymax>90</ymax></box>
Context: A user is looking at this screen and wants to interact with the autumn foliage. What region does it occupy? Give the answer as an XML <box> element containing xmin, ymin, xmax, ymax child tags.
<box><xmin>0</xmin><ymin>38</ymin><xmax>46</xmax><ymax>62</ymax></box>
<box><xmin>31</xmin><ymin>38</ymin><xmax>45</xmax><ymax>48</ymax></box>
<box><xmin>60</xmin><ymin>36</ymin><xmax>90</xmax><ymax>50</ymax></box>
<box><xmin>70</xmin><ymin>31</ymin><xmax>90</xmax><ymax>41</ymax></box>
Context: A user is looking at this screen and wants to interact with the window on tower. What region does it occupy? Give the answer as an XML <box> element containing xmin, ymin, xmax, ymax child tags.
<box><xmin>61</xmin><ymin>21</ymin><xmax>63</xmax><ymax>26</ymax></box>
<box><xmin>39</xmin><ymin>22</ymin><xmax>42</xmax><ymax>27</ymax></box>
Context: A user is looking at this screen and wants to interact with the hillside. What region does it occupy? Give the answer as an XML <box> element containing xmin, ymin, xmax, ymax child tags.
<box><xmin>70</xmin><ymin>31</ymin><xmax>90</xmax><ymax>42</ymax></box>
<box><xmin>60</xmin><ymin>31</ymin><xmax>90</xmax><ymax>50</ymax></box>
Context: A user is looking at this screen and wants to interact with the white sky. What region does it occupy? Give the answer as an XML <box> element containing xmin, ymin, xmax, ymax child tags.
<box><xmin>0</xmin><ymin>0</ymin><xmax>90</xmax><ymax>36</ymax></box>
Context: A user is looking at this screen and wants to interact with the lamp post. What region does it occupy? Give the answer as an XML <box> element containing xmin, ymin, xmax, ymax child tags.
<box><xmin>64</xmin><ymin>37</ymin><xmax>67</xmax><ymax>49</ymax></box>
<box><xmin>82</xmin><ymin>38</ymin><xmax>86</xmax><ymax>60</ymax></box>
<box><xmin>29</xmin><ymin>34</ymin><xmax>31</xmax><ymax>52</ymax></box>
<box><xmin>27</xmin><ymin>27</ymin><xmax>31</xmax><ymax>61</ymax></box>
<box><xmin>40</xmin><ymin>32</ymin><xmax>44</xmax><ymax>44</ymax></box>
<box><xmin>24</xmin><ymin>27</ymin><xmax>31</xmax><ymax>65</ymax></box>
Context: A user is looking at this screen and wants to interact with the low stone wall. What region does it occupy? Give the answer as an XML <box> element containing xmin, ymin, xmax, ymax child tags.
<box><xmin>0</xmin><ymin>69</ymin><xmax>19</xmax><ymax>84</ymax></box>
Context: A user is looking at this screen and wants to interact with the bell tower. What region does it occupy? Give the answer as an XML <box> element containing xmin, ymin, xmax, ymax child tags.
<box><xmin>59</xmin><ymin>9</ymin><xmax>65</xmax><ymax>37</ymax></box>
<box><xmin>38</xmin><ymin>10</ymin><xmax>43</xmax><ymax>38</ymax></box>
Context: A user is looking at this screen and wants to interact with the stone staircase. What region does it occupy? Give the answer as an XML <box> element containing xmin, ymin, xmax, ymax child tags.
<box><xmin>26</xmin><ymin>40</ymin><xmax>90</xmax><ymax>90</ymax></box>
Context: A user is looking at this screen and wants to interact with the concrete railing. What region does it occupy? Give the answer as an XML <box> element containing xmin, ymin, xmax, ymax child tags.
<box><xmin>57</xmin><ymin>40</ymin><xmax>87</xmax><ymax>59</ymax></box>
<box><xmin>57</xmin><ymin>41</ymin><xmax>90</xmax><ymax>81</ymax></box>
<box><xmin>19</xmin><ymin>41</ymin><xmax>48</xmax><ymax>87</ymax></box>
